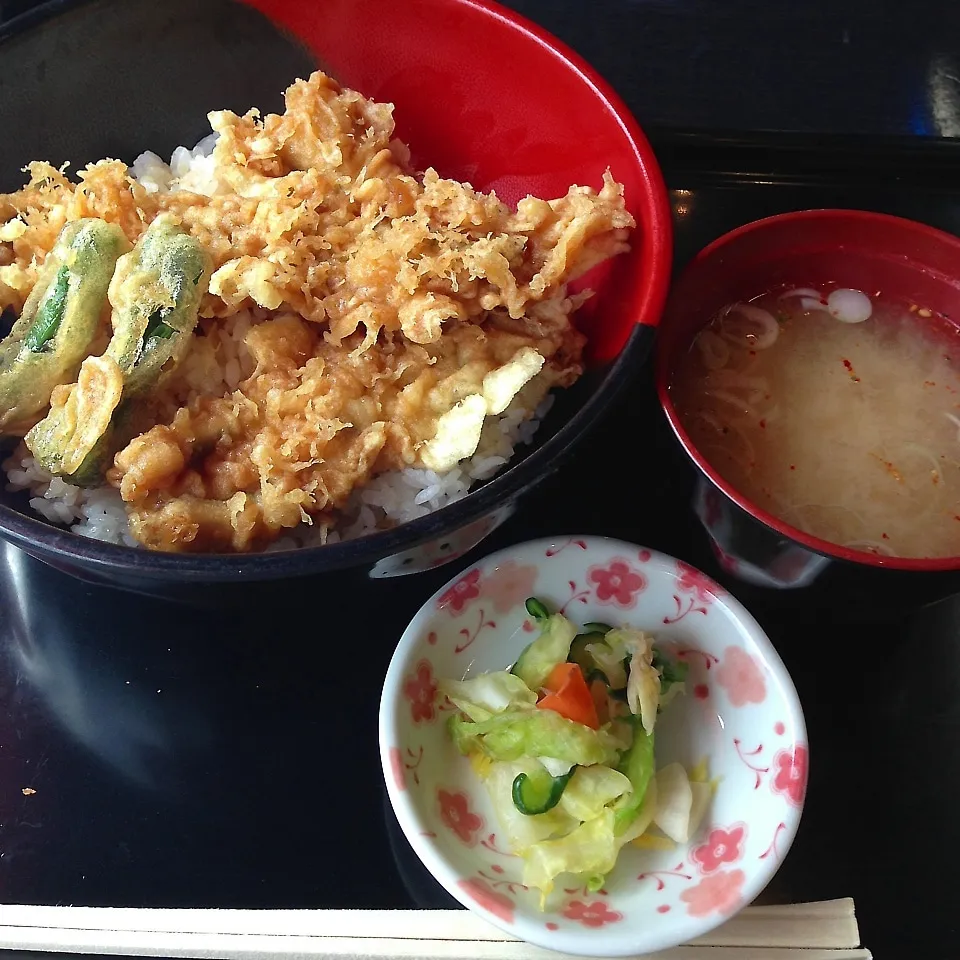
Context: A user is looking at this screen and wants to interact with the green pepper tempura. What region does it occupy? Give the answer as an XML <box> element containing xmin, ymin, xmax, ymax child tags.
<box><xmin>440</xmin><ymin>598</ymin><xmax>714</xmax><ymax>906</ymax></box>
<box><xmin>24</xmin><ymin>215</ymin><xmax>212</xmax><ymax>485</ymax></box>
<box><xmin>0</xmin><ymin>218</ymin><xmax>130</xmax><ymax>436</ymax></box>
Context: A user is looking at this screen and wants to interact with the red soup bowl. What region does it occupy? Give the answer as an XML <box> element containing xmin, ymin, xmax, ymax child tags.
<box><xmin>0</xmin><ymin>0</ymin><xmax>670</xmax><ymax>602</ymax></box>
<box><xmin>657</xmin><ymin>209</ymin><xmax>960</xmax><ymax>611</ymax></box>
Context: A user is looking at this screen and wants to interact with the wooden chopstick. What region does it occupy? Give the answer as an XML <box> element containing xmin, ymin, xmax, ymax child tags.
<box><xmin>0</xmin><ymin>900</ymin><xmax>869</xmax><ymax>959</ymax></box>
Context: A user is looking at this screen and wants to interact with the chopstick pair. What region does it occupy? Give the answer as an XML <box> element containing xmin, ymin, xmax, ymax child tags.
<box><xmin>0</xmin><ymin>899</ymin><xmax>870</xmax><ymax>959</ymax></box>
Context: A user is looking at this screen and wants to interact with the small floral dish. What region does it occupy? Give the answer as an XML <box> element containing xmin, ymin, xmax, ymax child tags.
<box><xmin>379</xmin><ymin>536</ymin><xmax>807</xmax><ymax>957</ymax></box>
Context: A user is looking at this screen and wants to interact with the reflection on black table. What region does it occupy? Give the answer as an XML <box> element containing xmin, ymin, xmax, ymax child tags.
<box><xmin>6</xmin><ymin>0</ymin><xmax>960</xmax><ymax>140</ymax></box>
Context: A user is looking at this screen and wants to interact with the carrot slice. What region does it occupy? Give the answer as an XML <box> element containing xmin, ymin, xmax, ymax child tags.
<box><xmin>537</xmin><ymin>662</ymin><xmax>600</xmax><ymax>729</ymax></box>
<box><xmin>542</xmin><ymin>662</ymin><xmax>580</xmax><ymax>695</ymax></box>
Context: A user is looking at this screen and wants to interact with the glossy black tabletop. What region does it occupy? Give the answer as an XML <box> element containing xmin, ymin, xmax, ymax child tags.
<box><xmin>1</xmin><ymin>1</ymin><xmax>959</xmax><ymax>958</ymax></box>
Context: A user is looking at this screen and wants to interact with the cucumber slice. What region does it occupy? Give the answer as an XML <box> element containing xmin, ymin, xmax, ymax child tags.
<box><xmin>512</xmin><ymin>767</ymin><xmax>575</xmax><ymax>816</ymax></box>
<box><xmin>525</xmin><ymin>597</ymin><xmax>550</xmax><ymax>621</ymax></box>
<box><xmin>511</xmin><ymin>613</ymin><xmax>577</xmax><ymax>690</ymax></box>
<box><xmin>613</xmin><ymin>723</ymin><xmax>655</xmax><ymax>834</ymax></box>
<box><xmin>568</xmin><ymin>631</ymin><xmax>607</xmax><ymax>674</ymax></box>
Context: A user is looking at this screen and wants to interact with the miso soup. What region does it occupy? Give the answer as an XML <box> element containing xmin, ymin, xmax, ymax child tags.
<box><xmin>670</xmin><ymin>287</ymin><xmax>960</xmax><ymax>559</ymax></box>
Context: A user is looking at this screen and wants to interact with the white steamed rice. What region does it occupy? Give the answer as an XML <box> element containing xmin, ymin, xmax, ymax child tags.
<box><xmin>2</xmin><ymin>137</ymin><xmax>556</xmax><ymax>551</ymax></box>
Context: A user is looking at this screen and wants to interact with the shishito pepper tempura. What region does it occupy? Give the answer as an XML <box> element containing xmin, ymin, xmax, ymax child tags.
<box><xmin>0</xmin><ymin>71</ymin><xmax>634</xmax><ymax>553</ymax></box>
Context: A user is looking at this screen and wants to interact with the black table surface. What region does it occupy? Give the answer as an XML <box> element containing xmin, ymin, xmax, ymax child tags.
<box><xmin>2</xmin><ymin>2</ymin><xmax>960</xmax><ymax>959</ymax></box>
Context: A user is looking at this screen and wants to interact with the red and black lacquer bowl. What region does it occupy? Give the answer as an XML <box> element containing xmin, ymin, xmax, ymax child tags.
<box><xmin>0</xmin><ymin>0</ymin><xmax>671</xmax><ymax>597</ymax></box>
<box><xmin>658</xmin><ymin>208</ymin><xmax>960</xmax><ymax>607</ymax></box>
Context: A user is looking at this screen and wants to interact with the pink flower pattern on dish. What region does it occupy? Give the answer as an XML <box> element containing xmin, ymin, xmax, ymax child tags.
<box><xmin>402</xmin><ymin>659</ymin><xmax>438</xmax><ymax>723</ymax></box>
<box><xmin>457</xmin><ymin>878</ymin><xmax>514</xmax><ymax>923</ymax></box>
<box><xmin>438</xmin><ymin>789</ymin><xmax>484</xmax><ymax>845</ymax></box>
<box><xmin>771</xmin><ymin>744</ymin><xmax>808</xmax><ymax>806</ymax></box>
<box><xmin>691</xmin><ymin>824</ymin><xmax>746</xmax><ymax>873</ymax></box>
<box><xmin>675</xmin><ymin>560</ymin><xmax>720</xmax><ymax>602</ymax></box>
<box><xmin>679</xmin><ymin>869</ymin><xmax>746</xmax><ymax>918</ymax></box>
<box><xmin>562</xmin><ymin>900</ymin><xmax>624</xmax><ymax>928</ymax></box>
<box><xmin>587</xmin><ymin>558</ymin><xmax>647</xmax><ymax>608</ymax></box>
<box><xmin>437</xmin><ymin>569</ymin><xmax>482</xmax><ymax>614</ymax></box>
<box><xmin>715</xmin><ymin>645</ymin><xmax>767</xmax><ymax>707</ymax></box>
<box><xmin>480</xmin><ymin>560</ymin><xmax>539</xmax><ymax>614</ymax></box>
<box><xmin>388</xmin><ymin>543</ymin><xmax>803</xmax><ymax>939</ymax></box>
<box><xmin>388</xmin><ymin>746</ymin><xmax>406</xmax><ymax>791</ymax></box>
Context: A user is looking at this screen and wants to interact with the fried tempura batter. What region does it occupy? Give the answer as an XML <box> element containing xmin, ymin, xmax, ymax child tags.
<box><xmin>109</xmin><ymin>308</ymin><xmax>581</xmax><ymax>551</ymax></box>
<box><xmin>0</xmin><ymin>71</ymin><xmax>634</xmax><ymax>552</ymax></box>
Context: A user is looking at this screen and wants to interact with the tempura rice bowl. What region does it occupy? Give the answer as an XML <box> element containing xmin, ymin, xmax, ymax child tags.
<box><xmin>0</xmin><ymin>0</ymin><xmax>671</xmax><ymax>595</ymax></box>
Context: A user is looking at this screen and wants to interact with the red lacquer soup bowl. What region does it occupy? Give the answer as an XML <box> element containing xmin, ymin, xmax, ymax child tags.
<box><xmin>0</xmin><ymin>0</ymin><xmax>671</xmax><ymax>600</ymax></box>
<box><xmin>657</xmin><ymin>209</ymin><xmax>960</xmax><ymax>610</ymax></box>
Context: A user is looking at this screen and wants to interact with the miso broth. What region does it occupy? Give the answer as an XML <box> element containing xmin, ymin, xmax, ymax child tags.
<box><xmin>670</xmin><ymin>288</ymin><xmax>960</xmax><ymax>559</ymax></box>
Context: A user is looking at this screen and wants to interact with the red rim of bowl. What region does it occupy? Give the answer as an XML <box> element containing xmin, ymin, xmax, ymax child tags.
<box><xmin>458</xmin><ymin>0</ymin><xmax>674</xmax><ymax>335</ymax></box>
<box><xmin>657</xmin><ymin>207</ymin><xmax>960</xmax><ymax>574</ymax></box>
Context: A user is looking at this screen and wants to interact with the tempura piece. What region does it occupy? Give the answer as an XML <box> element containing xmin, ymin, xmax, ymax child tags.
<box><xmin>0</xmin><ymin>218</ymin><xmax>129</xmax><ymax>436</ymax></box>
<box><xmin>108</xmin><ymin>313</ymin><xmax>581</xmax><ymax>552</ymax></box>
<box><xmin>0</xmin><ymin>70</ymin><xmax>636</xmax><ymax>552</ymax></box>
<box><xmin>26</xmin><ymin>217</ymin><xmax>211</xmax><ymax>484</ymax></box>
<box><xmin>0</xmin><ymin>72</ymin><xmax>634</xmax><ymax>352</ymax></box>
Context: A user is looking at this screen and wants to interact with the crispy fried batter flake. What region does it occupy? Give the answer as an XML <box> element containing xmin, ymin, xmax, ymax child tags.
<box><xmin>0</xmin><ymin>71</ymin><xmax>635</xmax><ymax>551</ymax></box>
<box><xmin>108</xmin><ymin>311</ymin><xmax>581</xmax><ymax>552</ymax></box>
<box><xmin>0</xmin><ymin>71</ymin><xmax>633</xmax><ymax>345</ymax></box>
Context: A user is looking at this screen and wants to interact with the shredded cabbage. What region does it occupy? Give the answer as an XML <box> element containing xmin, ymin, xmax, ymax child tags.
<box><xmin>652</xmin><ymin>763</ymin><xmax>694</xmax><ymax>842</ymax></box>
<box><xmin>441</xmin><ymin>606</ymin><xmax>712</xmax><ymax>908</ymax></box>
<box><xmin>439</xmin><ymin>671</ymin><xmax>537</xmax><ymax>722</ymax></box>
<box><xmin>621</xmin><ymin>630</ymin><xmax>660</xmax><ymax>734</ymax></box>
<box><xmin>523</xmin><ymin>808</ymin><xmax>619</xmax><ymax>901</ymax></box>
<box><xmin>449</xmin><ymin>709</ymin><xmax>621</xmax><ymax>765</ymax></box>
<box><xmin>524</xmin><ymin>777</ymin><xmax>661</xmax><ymax>905</ymax></box>
<box><xmin>583</xmin><ymin>628</ymin><xmax>662</xmax><ymax>731</ymax></box>
<box><xmin>584</xmin><ymin>631</ymin><xmax>631</xmax><ymax>688</ymax></box>
<box><xmin>539</xmin><ymin>756</ymin><xmax>575</xmax><ymax>777</ymax></box>
<box><xmin>485</xmin><ymin>760</ymin><xmax>579</xmax><ymax>850</ymax></box>
<box><xmin>557</xmin><ymin>765</ymin><xmax>633</xmax><ymax>822</ymax></box>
